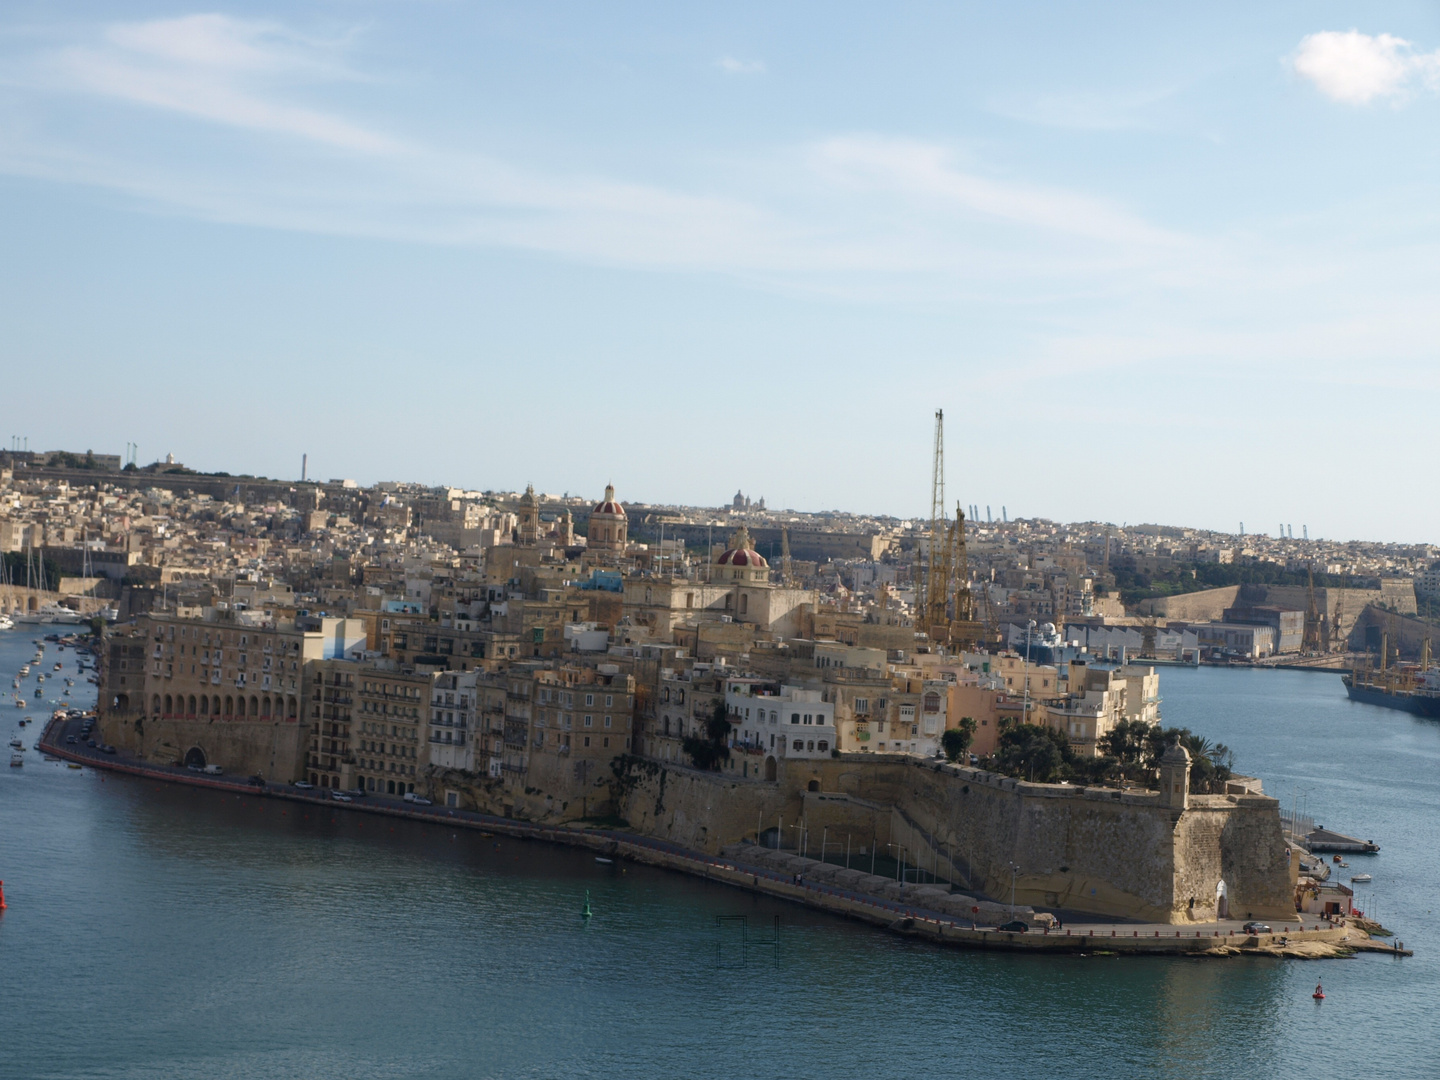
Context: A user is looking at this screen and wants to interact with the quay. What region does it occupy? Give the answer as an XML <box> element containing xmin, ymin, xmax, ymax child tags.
<box><xmin>36</xmin><ymin>713</ymin><xmax>1409</xmax><ymax>959</ymax></box>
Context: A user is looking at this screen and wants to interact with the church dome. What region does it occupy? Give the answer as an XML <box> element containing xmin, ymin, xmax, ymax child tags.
<box><xmin>716</xmin><ymin>526</ymin><xmax>768</xmax><ymax>568</ymax></box>
<box><xmin>592</xmin><ymin>483</ymin><xmax>625</xmax><ymax>517</ymax></box>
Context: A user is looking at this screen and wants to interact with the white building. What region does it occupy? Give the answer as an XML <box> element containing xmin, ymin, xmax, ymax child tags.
<box><xmin>428</xmin><ymin>670</ymin><xmax>478</xmax><ymax>772</ymax></box>
<box><xmin>726</xmin><ymin>683</ymin><xmax>837</xmax><ymax>761</ymax></box>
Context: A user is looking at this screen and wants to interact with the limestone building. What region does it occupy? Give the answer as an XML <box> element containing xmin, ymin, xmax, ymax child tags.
<box><xmin>587</xmin><ymin>484</ymin><xmax>627</xmax><ymax>554</ymax></box>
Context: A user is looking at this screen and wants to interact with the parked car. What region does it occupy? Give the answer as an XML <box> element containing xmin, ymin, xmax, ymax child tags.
<box><xmin>65</xmin><ymin>735</ymin><xmax>76</xmax><ymax>744</ymax></box>
<box><xmin>202</xmin><ymin>764</ymin><xmax>223</xmax><ymax>775</ymax></box>
<box><xmin>292</xmin><ymin>781</ymin><xmax>315</xmax><ymax>790</ymax></box>
<box><xmin>403</xmin><ymin>792</ymin><xmax>432</xmax><ymax>805</ymax></box>
<box><xmin>86</xmin><ymin>739</ymin><xmax>97</xmax><ymax>748</ymax></box>
<box><xmin>331</xmin><ymin>792</ymin><xmax>353</xmax><ymax>802</ymax></box>
<box><xmin>1242</xmin><ymin>921</ymin><xmax>1271</xmax><ymax>934</ymax></box>
<box><xmin>998</xmin><ymin>920</ymin><xmax>1030</xmax><ymax>933</ymax></box>
<box><xmin>100</xmin><ymin>745</ymin><xmax>116</xmax><ymax>755</ymax></box>
<box><xmin>248</xmin><ymin>775</ymin><xmax>267</xmax><ymax>787</ymax></box>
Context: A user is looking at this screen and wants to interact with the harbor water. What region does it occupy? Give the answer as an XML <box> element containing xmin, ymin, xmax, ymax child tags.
<box><xmin>2</xmin><ymin>629</ymin><xmax>1438</xmax><ymax>1079</ymax></box>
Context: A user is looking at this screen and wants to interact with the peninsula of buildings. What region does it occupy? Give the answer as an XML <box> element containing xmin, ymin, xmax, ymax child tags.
<box><xmin>5</xmin><ymin>448</ymin><xmax>1435</xmax><ymax>928</ymax></box>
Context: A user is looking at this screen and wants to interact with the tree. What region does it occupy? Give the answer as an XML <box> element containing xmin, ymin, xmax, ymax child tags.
<box><xmin>1100</xmin><ymin>719</ymin><xmax>1152</xmax><ymax>782</ymax></box>
<box><xmin>941</xmin><ymin>717</ymin><xmax>977</xmax><ymax>763</ymax></box>
<box><xmin>683</xmin><ymin>701</ymin><xmax>733</xmax><ymax>772</ymax></box>
<box><xmin>992</xmin><ymin>723</ymin><xmax>1072</xmax><ymax>783</ymax></box>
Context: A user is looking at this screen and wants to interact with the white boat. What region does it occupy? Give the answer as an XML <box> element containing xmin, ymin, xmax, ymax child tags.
<box><xmin>8</xmin><ymin>738</ymin><xmax>22</xmax><ymax>749</ymax></box>
<box><xmin>1351</xmin><ymin>873</ymin><xmax>1372</xmax><ymax>883</ymax></box>
<box><xmin>99</xmin><ymin>605</ymin><xmax>119</xmax><ymax>623</ymax></box>
<box><xmin>0</xmin><ymin>614</ymin><xmax>14</xmax><ymax>631</ymax></box>
<box><xmin>17</xmin><ymin>603</ymin><xmax>84</xmax><ymax>626</ymax></box>
<box><xmin>9</xmin><ymin>752</ymin><xmax>22</xmax><ymax>767</ymax></box>
<box><xmin>18</xmin><ymin>666</ymin><xmax>29</xmax><ymax>677</ymax></box>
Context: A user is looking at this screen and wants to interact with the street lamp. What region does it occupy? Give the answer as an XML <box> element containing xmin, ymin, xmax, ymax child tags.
<box><xmin>1008</xmin><ymin>861</ymin><xmax>1021</xmax><ymax>919</ymax></box>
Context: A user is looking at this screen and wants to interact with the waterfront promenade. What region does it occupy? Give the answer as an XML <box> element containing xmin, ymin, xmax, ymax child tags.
<box><xmin>37</xmin><ymin>713</ymin><xmax>1391</xmax><ymax>959</ymax></box>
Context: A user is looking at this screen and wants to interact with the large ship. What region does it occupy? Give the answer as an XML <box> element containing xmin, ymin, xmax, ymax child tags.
<box><xmin>1343</xmin><ymin>662</ymin><xmax>1440</xmax><ymax>718</ymax></box>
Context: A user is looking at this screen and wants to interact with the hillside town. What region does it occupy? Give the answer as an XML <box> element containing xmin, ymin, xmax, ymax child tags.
<box><xmin>2</xmin><ymin>449</ymin><xmax>1437</xmax><ymax>813</ymax></box>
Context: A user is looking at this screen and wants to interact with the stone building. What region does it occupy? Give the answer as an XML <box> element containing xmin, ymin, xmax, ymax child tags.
<box><xmin>586</xmin><ymin>484</ymin><xmax>627</xmax><ymax>554</ymax></box>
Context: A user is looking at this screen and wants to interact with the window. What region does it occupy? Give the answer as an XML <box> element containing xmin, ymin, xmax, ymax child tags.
<box><xmin>604</xmin><ymin>716</ymin><xmax>612</xmax><ymax>728</ymax></box>
<box><xmin>605</xmin><ymin>695</ymin><xmax>613</xmax><ymax>707</ymax></box>
<box><xmin>585</xmin><ymin>694</ymin><xmax>594</xmax><ymax>706</ymax></box>
<box><xmin>584</xmin><ymin>715</ymin><xmax>593</xmax><ymax>727</ymax></box>
<box><xmin>791</xmin><ymin>713</ymin><xmax>800</xmax><ymax>724</ymax></box>
<box><xmin>818</xmin><ymin>741</ymin><xmax>828</xmax><ymax>752</ymax></box>
<box><xmin>583</xmin><ymin>736</ymin><xmax>591</xmax><ymax>747</ymax></box>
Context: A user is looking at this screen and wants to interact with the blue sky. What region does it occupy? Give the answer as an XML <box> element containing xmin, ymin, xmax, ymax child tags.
<box><xmin>1</xmin><ymin>2</ymin><xmax>1437</xmax><ymax>542</ymax></box>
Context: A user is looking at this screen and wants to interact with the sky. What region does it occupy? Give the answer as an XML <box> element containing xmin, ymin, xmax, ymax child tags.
<box><xmin>0</xmin><ymin>2</ymin><xmax>1437</xmax><ymax>543</ymax></box>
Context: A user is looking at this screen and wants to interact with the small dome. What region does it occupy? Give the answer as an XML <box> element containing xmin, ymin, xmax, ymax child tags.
<box><xmin>1160</xmin><ymin>742</ymin><xmax>1191</xmax><ymax>766</ymax></box>
<box><xmin>716</xmin><ymin>525</ymin><xmax>768</xmax><ymax>568</ymax></box>
<box><xmin>592</xmin><ymin>483</ymin><xmax>626</xmax><ymax>517</ymax></box>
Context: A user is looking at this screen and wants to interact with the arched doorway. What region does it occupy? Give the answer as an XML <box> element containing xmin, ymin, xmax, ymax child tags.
<box><xmin>1216</xmin><ymin>880</ymin><xmax>1229</xmax><ymax>919</ymax></box>
<box><xmin>183</xmin><ymin>746</ymin><xmax>207</xmax><ymax>769</ymax></box>
<box><xmin>807</xmin><ymin>779</ymin><xmax>820</xmax><ymax>792</ymax></box>
<box><xmin>764</xmin><ymin>756</ymin><xmax>777</xmax><ymax>781</ymax></box>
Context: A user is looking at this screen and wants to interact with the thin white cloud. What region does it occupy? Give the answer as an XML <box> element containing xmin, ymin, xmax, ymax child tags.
<box><xmin>43</xmin><ymin>14</ymin><xmax>395</xmax><ymax>151</ymax></box>
<box><xmin>1292</xmin><ymin>29</ymin><xmax>1440</xmax><ymax>105</ymax></box>
<box><xmin>808</xmin><ymin>135</ymin><xmax>1183</xmax><ymax>249</ymax></box>
<box><xmin>715</xmin><ymin>55</ymin><xmax>765</xmax><ymax>75</ymax></box>
<box><xmin>0</xmin><ymin>14</ymin><xmax>1193</xmax><ymax>286</ymax></box>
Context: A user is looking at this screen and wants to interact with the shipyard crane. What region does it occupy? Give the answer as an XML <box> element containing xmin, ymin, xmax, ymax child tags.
<box><xmin>1302</xmin><ymin>566</ymin><xmax>1324</xmax><ymax>654</ymax></box>
<box><xmin>916</xmin><ymin>409</ymin><xmax>951</xmax><ymax>645</ymax></box>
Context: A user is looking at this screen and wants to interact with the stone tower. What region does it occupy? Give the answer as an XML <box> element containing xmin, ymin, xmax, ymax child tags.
<box><xmin>1158</xmin><ymin>742</ymin><xmax>1191</xmax><ymax>810</ymax></box>
<box><xmin>516</xmin><ymin>484</ymin><xmax>540</xmax><ymax>545</ymax></box>
<box><xmin>587</xmin><ymin>483</ymin><xmax>627</xmax><ymax>553</ymax></box>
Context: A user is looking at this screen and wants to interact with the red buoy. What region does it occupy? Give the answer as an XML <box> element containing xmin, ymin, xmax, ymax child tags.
<box><xmin>0</xmin><ymin>880</ymin><xmax>8</xmax><ymax>910</ymax></box>
<box><xmin>1313</xmin><ymin>982</ymin><xmax>1325</xmax><ymax>1000</ymax></box>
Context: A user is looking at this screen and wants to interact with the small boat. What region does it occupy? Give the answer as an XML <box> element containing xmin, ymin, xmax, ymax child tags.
<box><xmin>52</xmin><ymin>662</ymin><xmax>62</xmax><ymax>672</ymax></box>
<box><xmin>34</xmin><ymin>688</ymin><xmax>42</xmax><ymax>698</ymax></box>
<box><xmin>10</xmin><ymin>752</ymin><xmax>22</xmax><ymax>767</ymax></box>
<box><xmin>66</xmin><ymin>762</ymin><xmax>82</xmax><ymax>770</ymax></box>
<box><xmin>8</xmin><ymin>738</ymin><xmax>22</xmax><ymax>749</ymax></box>
<box><xmin>1351</xmin><ymin>873</ymin><xmax>1372</xmax><ymax>883</ymax></box>
<box><xmin>595</xmin><ymin>857</ymin><xmax>613</xmax><ymax>864</ymax></box>
<box><xmin>18</xmin><ymin>666</ymin><xmax>29</xmax><ymax>677</ymax></box>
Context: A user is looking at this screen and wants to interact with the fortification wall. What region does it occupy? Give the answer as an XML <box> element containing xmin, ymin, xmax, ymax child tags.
<box><xmin>96</xmin><ymin>704</ymin><xmax>307</xmax><ymax>781</ymax></box>
<box><xmin>1134</xmin><ymin>587</ymin><xmax>1240</xmax><ymax>620</ymax></box>
<box><xmin>611</xmin><ymin>753</ymin><xmax>1295</xmax><ymax>924</ymax></box>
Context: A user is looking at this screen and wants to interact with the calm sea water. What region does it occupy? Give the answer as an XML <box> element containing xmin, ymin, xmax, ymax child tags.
<box><xmin>2</xmin><ymin>630</ymin><xmax>1437</xmax><ymax>1079</ymax></box>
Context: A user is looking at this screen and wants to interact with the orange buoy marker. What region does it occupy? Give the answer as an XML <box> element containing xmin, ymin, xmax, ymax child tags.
<box><xmin>0</xmin><ymin>880</ymin><xmax>7</xmax><ymax>910</ymax></box>
<box><xmin>1313</xmin><ymin>982</ymin><xmax>1325</xmax><ymax>1000</ymax></box>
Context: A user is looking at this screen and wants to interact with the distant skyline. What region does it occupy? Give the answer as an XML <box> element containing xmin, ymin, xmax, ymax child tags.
<box><xmin>1</xmin><ymin>2</ymin><xmax>1437</xmax><ymax>543</ymax></box>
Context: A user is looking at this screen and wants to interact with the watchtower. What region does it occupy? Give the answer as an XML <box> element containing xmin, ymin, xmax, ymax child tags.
<box><xmin>1158</xmin><ymin>742</ymin><xmax>1191</xmax><ymax>810</ymax></box>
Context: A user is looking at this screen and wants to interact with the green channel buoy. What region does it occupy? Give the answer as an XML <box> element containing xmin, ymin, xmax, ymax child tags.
<box><xmin>582</xmin><ymin>890</ymin><xmax>593</xmax><ymax>919</ymax></box>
